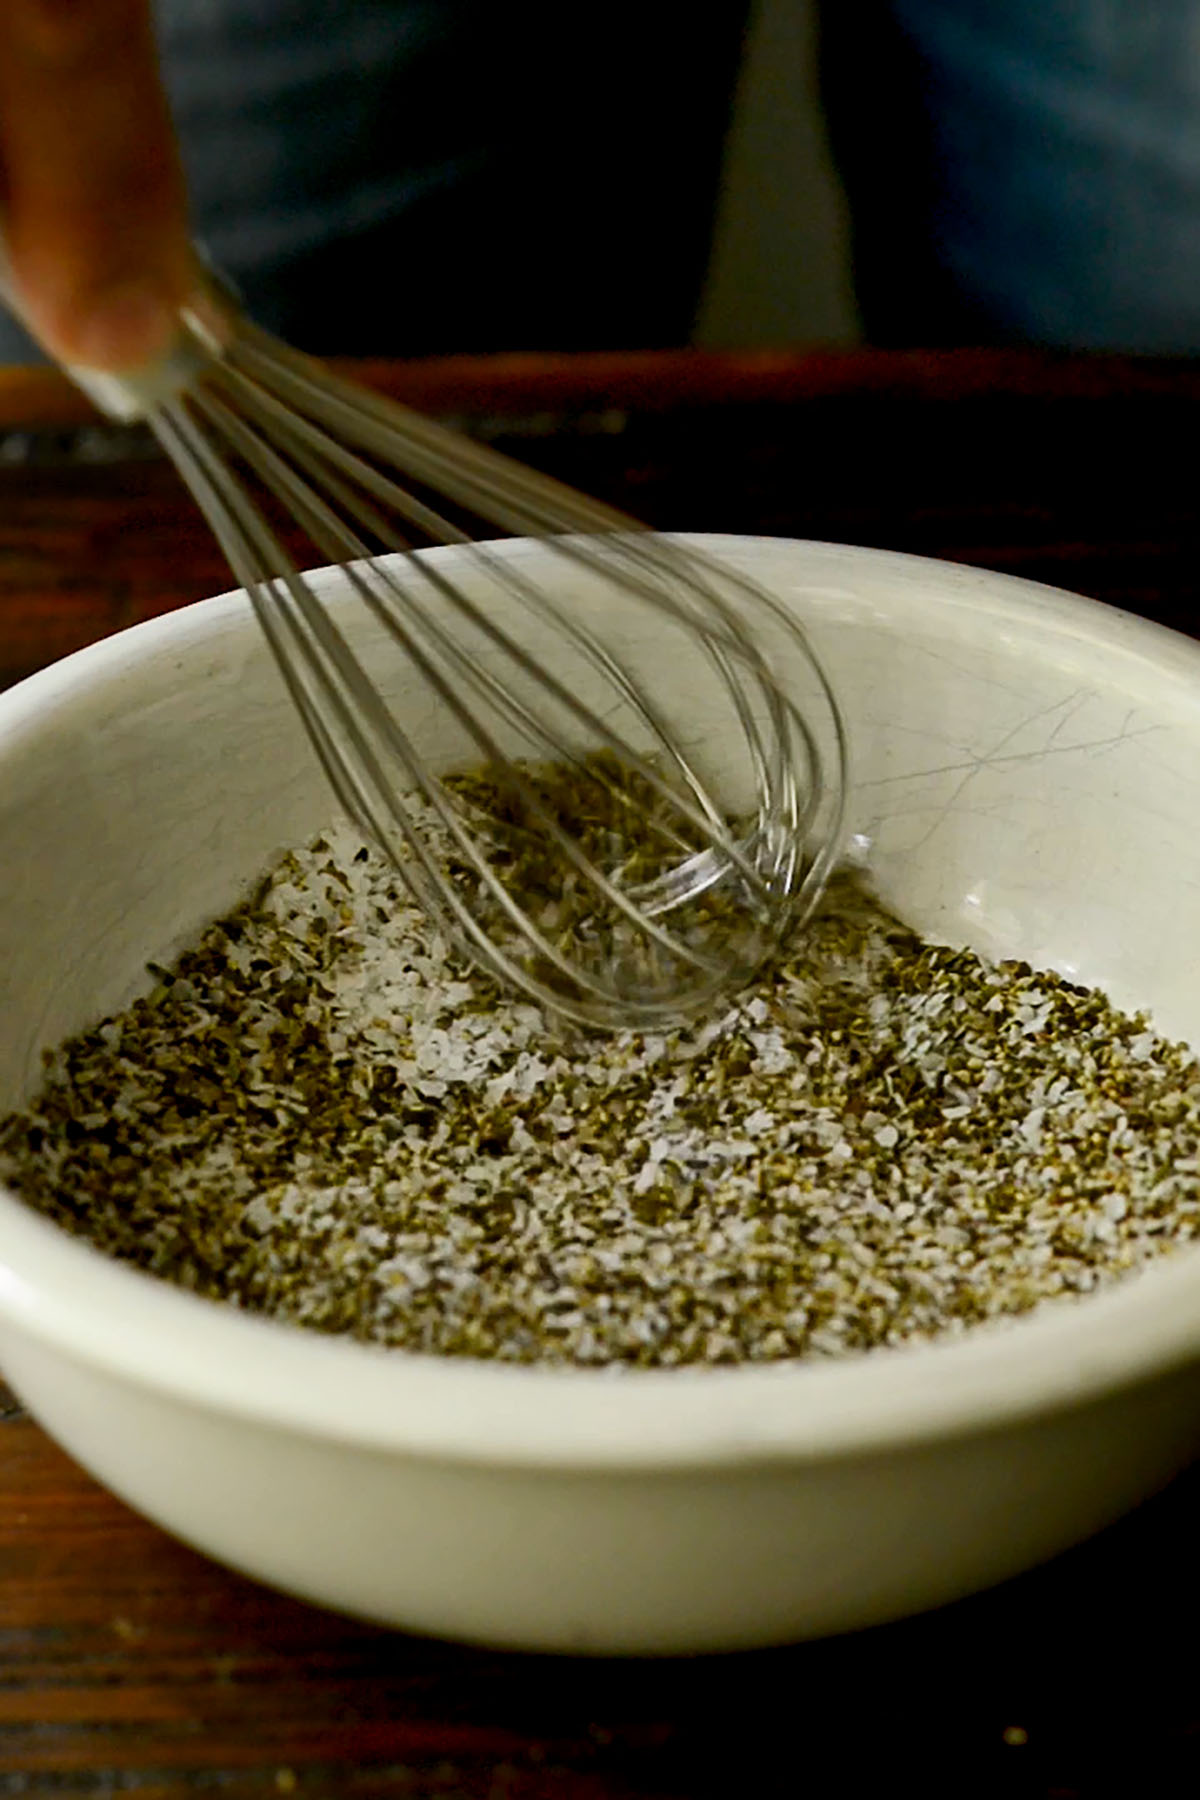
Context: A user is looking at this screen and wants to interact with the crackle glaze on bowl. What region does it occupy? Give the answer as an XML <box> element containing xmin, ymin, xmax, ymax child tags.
<box><xmin>2</xmin><ymin>535</ymin><xmax>1200</xmax><ymax>1654</ymax></box>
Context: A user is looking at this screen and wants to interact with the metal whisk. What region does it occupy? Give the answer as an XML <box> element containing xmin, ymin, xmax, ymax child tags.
<box><xmin>27</xmin><ymin>291</ymin><xmax>848</xmax><ymax>1028</ymax></box>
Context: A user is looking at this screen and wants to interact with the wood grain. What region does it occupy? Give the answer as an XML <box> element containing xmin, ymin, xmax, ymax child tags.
<box><xmin>4</xmin><ymin>347</ymin><xmax>1200</xmax><ymax>697</ymax></box>
<box><xmin>2</xmin><ymin>348</ymin><xmax>1200</xmax><ymax>1796</ymax></box>
<box><xmin>3</xmin><ymin>1380</ymin><xmax>1200</xmax><ymax>1797</ymax></box>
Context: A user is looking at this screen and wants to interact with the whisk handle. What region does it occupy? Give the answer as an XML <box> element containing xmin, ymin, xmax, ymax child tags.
<box><xmin>0</xmin><ymin>231</ymin><xmax>233</xmax><ymax>423</ymax></box>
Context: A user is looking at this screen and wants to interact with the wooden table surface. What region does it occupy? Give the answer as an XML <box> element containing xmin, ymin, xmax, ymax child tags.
<box><xmin>2</xmin><ymin>348</ymin><xmax>1200</xmax><ymax>1797</ymax></box>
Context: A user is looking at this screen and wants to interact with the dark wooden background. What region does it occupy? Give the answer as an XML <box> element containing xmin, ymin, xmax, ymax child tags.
<box><xmin>2</xmin><ymin>349</ymin><xmax>1200</xmax><ymax>1796</ymax></box>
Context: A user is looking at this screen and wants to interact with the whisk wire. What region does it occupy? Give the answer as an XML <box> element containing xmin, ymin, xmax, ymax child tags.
<box><xmin>241</xmin><ymin>425</ymin><xmax>723</xmax><ymax>877</ymax></box>
<box><xmin>156</xmin><ymin>397</ymin><xmax>740</xmax><ymax>1001</ymax></box>
<box><xmin>197</xmin><ymin>362</ymin><xmax>782</xmax><ymax>901</ymax></box>
<box><xmin>219</xmin><ymin>347</ymin><xmax>813</xmax><ymax>880</ymax></box>
<box><xmin>133</xmin><ymin>306</ymin><xmax>849</xmax><ymax>1026</ymax></box>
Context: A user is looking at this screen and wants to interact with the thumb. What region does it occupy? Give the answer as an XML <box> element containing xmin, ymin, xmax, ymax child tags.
<box><xmin>0</xmin><ymin>0</ymin><xmax>195</xmax><ymax>373</ymax></box>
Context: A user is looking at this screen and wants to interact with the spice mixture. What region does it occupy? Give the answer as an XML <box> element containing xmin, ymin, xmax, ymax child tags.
<box><xmin>3</xmin><ymin>823</ymin><xmax>1200</xmax><ymax>1367</ymax></box>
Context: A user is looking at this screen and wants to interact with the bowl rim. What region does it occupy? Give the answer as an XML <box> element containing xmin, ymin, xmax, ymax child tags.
<box><xmin>3</xmin><ymin>532</ymin><xmax>1200</xmax><ymax>1472</ymax></box>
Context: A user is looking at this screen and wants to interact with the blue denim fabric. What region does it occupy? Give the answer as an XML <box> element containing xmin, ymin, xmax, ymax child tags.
<box><xmin>157</xmin><ymin>1</ymin><xmax>497</xmax><ymax>313</ymax></box>
<box><xmin>822</xmin><ymin>0</ymin><xmax>1200</xmax><ymax>351</ymax></box>
<box><xmin>0</xmin><ymin>2</ymin><xmax>747</xmax><ymax>363</ymax></box>
<box><xmin>889</xmin><ymin>0</ymin><xmax>1200</xmax><ymax>350</ymax></box>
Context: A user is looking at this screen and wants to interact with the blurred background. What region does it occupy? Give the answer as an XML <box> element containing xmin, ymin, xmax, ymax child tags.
<box><xmin>713</xmin><ymin>0</ymin><xmax>1200</xmax><ymax>356</ymax></box>
<box><xmin>6</xmin><ymin>0</ymin><xmax>1200</xmax><ymax>363</ymax></box>
<box><xmin>697</xmin><ymin>0</ymin><xmax>860</xmax><ymax>350</ymax></box>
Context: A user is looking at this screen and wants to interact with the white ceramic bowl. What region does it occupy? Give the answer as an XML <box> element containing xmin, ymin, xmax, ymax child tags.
<box><xmin>3</xmin><ymin>534</ymin><xmax>1200</xmax><ymax>1656</ymax></box>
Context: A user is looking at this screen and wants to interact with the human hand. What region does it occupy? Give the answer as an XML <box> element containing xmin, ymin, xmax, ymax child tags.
<box><xmin>0</xmin><ymin>0</ymin><xmax>194</xmax><ymax>373</ymax></box>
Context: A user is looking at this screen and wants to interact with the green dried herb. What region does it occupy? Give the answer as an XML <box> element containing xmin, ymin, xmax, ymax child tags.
<box><xmin>3</xmin><ymin>809</ymin><xmax>1200</xmax><ymax>1367</ymax></box>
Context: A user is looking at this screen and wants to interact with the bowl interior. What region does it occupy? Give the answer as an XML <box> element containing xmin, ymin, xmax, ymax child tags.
<box><xmin>2</xmin><ymin>534</ymin><xmax>1197</xmax><ymax>1108</ymax></box>
<box><xmin>2</xmin><ymin>533</ymin><xmax>1200</xmax><ymax>1458</ymax></box>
